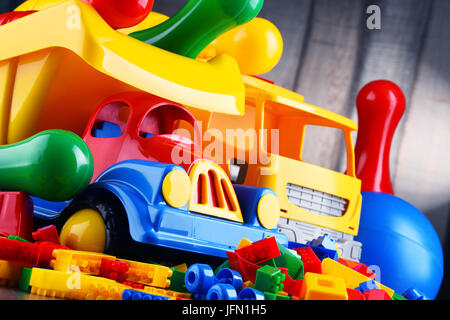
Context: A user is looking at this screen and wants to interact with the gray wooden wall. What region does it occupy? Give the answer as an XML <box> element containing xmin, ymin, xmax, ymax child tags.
<box><xmin>2</xmin><ymin>0</ymin><xmax>450</xmax><ymax>298</ymax></box>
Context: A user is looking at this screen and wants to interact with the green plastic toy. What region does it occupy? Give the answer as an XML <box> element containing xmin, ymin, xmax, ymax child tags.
<box><xmin>130</xmin><ymin>0</ymin><xmax>264</xmax><ymax>59</ymax></box>
<box><xmin>0</xmin><ymin>130</ymin><xmax>93</xmax><ymax>202</ymax></box>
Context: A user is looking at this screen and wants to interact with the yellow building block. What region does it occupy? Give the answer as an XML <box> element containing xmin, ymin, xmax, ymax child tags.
<box><xmin>119</xmin><ymin>259</ymin><xmax>173</xmax><ymax>288</ymax></box>
<box><xmin>236</xmin><ymin>238</ymin><xmax>253</xmax><ymax>249</ymax></box>
<box><xmin>141</xmin><ymin>285</ymin><xmax>191</xmax><ymax>300</ymax></box>
<box><xmin>29</xmin><ymin>267</ymin><xmax>127</xmax><ymax>300</ymax></box>
<box><xmin>0</xmin><ymin>260</ymin><xmax>28</xmax><ymax>287</ymax></box>
<box><xmin>321</xmin><ymin>258</ymin><xmax>394</xmax><ymax>297</ymax></box>
<box><xmin>50</xmin><ymin>249</ymin><xmax>114</xmax><ymax>275</ymax></box>
<box><xmin>300</xmin><ymin>272</ymin><xmax>348</xmax><ymax>300</ymax></box>
<box><xmin>172</xmin><ymin>263</ymin><xmax>188</xmax><ymax>273</ymax></box>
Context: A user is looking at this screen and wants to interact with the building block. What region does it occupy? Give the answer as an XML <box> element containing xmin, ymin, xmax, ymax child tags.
<box><xmin>122</xmin><ymin>281</ymin><xmax>145</xmax><ymax>290</ymax></box>
<box><xmin>321</xmin><ymin>258</ymin><xmax>394</xmax><ymax>297</ymax></box>
<box><xmin>308</xmin><ymin>234</ymin><xmax>336</xmax><ymax>250</ymax></box>
<box><xmin>206</xmin><ymin>283</ymin><xmax>238</xmax><ymax>300</ymax></box>
<box><xmin>29</xmin><ymin>268</ymin><xmax>127</xmax><ymax>300</ymax></box>
<box><xmin>18</xmin><ymin>267</ymin><xmax>33</xmax><ymax>292</ymax></box>
<box><xmin>172</xmin><ymin>263</ymin><xmax>188</xmax><ymax>272</ymax></box>
<box><xmin>289</xmin><ymin>242</ymin><xmax>338</xmax><ymax>262</ymax></box>
<box><xmin>364</xmin><ymin>289</ymin><xmax>392</xmax><ymax>300</ymax></box>
<box><xmin>141</xmin><ymin>285</ymin><xmax>191</xmax><ymax>300</ymax></box>
<box><xmin>0</xmin><ymin>192</ymin><xmax>33</xmax><ymax>242</ymax></box>
<box><xmin>300</xmin><ymin>272</ymin><xmax>348</xmax><ymax>300</ymax></box>
<box><xmin>278</xmin><ymin>268</ymin><xmax>303</xmax><ymax>297</ymax></box>
<box><xmin>215</xmin><ymin>268</ymin><xmax>243</xmax><ymax>293</ymax></box>
<box><xmin>50</xmin><ymin>249</ymin><xmax>113</xmax><ymax>275</ymax></box>
<box><xmin>0</xmin><ymin>237</ymin><xmax>39</xmax><ymax>265</ymax></box>
<box><xmin>339</xmin><ymin>258</ymin><xmax>375</xmax><ymax>279</ymax></box>
<box><xmin>346</xmin><ymin>288</ymin><xmax>365</xmax><ymax>300</ymax></box>
<box><xmin>274</xmin><ymin>243</ymin><xmax>304</xmax><ymax>280</ymax></box>
<box><xmin>99</xmin><ymin>258</ymin><xmax>129</xmax><ymax>283</ymax></box>
<box><xmin>119</xmin><ymin>259</ymin><xmax>173</xmax><ymax>288</ymax></box>
<box><xmin>122</xmin><ymin>289</ymin><xmax>170</xmax><ymax>300</ymax></box>
<box><xmin>238</xmin><ymin>287</ymin><xmax>265</xmax><ymax>300</ymax></box>
<box><xmin>32</xmin><ymin>225</ymin><xmax>60</xmax><ymax>244</ymax></box>
<box><xmin>236</xmin><ymin>238</ymin><xmax>253</xmax><ymax>249</ymax></box>
<box><xmin>168</xmin><ymin>268</ymin><xmax>189</xmax><ymax>293</ymax></box>
<box><xmin>355</xmin><ymin>279</ymin><xmax>379</xmax><ymax>293</ymax></box>
<box><xmin>0</xmin><ymin>260</ymin><xmax>30</xmax><ymax>288</ymax></box>
<box><xmin>235</xmin><ymin>236</ymin><xmax>281</xmax><ymax>265</ymax></box>
<box><xmin>263</xmin><ymin>292</ymin><xmax>291</xmax><ymax>300</ymax></box>
<box><xmin>254</xmin><ymin>265</ymin><xmax>285</xmax><ymax>294</ymax></box>
<box><xmin>392</xmin><ymin>292</ymin><xmax>408</xmax><ymax>300</ymax></box>
<box><xmin>7</xmin><ymin>235</ymin><xmax>29</xmax><ymax>242</ymax></box>
<box><xmin>293</xmin><ymin>246</ymin><xmax>322</xmax><ymax>274</ymax></box>
<box><xmin>402</xmin><ymin>288</ymin><xmax>429</xmax><ymax>300</ymax></box>
<box><xmin>227</xmin><ymin>251</ymin><xmax>260</xmax><ymax>283</ymax></box>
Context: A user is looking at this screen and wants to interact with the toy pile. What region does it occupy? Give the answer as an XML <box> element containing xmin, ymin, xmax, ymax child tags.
<box><xmin>0</xmin><ymin>227</ymin><xmax>427</xmax><ymax>300</ymax></box>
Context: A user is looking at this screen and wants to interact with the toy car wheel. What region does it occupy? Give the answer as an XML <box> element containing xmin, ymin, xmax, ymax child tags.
<box><xmin>56</xmin><ymin>188</ymin><xmax>131</xmax><ymax>255</ymax></box>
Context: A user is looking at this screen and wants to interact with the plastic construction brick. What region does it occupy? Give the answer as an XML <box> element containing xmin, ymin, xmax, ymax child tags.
<box><xmin>7</xmin><ymin>235</ymin><xmax>29</xmax><ymax>242</ymax></box>
<box><xmin>307</xmin><ymin>234</ymin><xmax>336</xmax><ymax>251</ymax></box>
<box><xmin>227</xmin><ymin>251</ymin><xmax>260</xmax><ymax>283</ymax></box>
<box><xmin>356</xmin><ymin>279</ymin><xmax>379</xmax><ymax>293</ymax></box>
<box><xmin>364</xmin><ymin>289</ymin><xmax>392</xmax><ymax>300</ymax></box>
<box><xmin>300</xmin><ymin>272</ymin><xmax>348</xmax><ymax>300</ymax></box>
<box><xmin>35</xmin><ymin>242</ymin><xmax>70</xmax><ymax>268</ymax></box>
<box><xmin>215</xmin><ymin>268</ymin><xmax>243</xmax><ymax>293</ymax></box>
<box><xmin>0</xmin><ymin>237</ymin><xmax>39</xmax><ymax>265</ymax></box>
<box><xmin>234</xmin><ymin>237</ymin><xmax>281</xmax><ymax>265</ymax></box>
<box><xmin>392</xmin><ymin>292</ymin><xmax>408</xmax><ymax>300</ymax></box>
<box><xmin>142</xmin><ymin>285</ymin><xmax>191</xmax><ymax>300</ymax></box>
<box><xmin>206</xmin><ymin>283</ymin><xmax>238</xmax><ymax>300</ymax></box>
<box><xmin>50</xmin><ymin>249</ymin><xmax>114</xmax><ymax>275</ymax></box>
<box><xmin>321</xmin><ymin>258</ymin><xmax>394</xmax><ymax>297</ymax></box>
<box><xmin>168</xmin><ymin>268</ymin><xmax>189</xmax><ymax>293</ymax></box>
<box><xmin>122</xmin><ymin>289</ymin><xmax>170</xmax><ymax>300</ymax></box>
<box><xmin>338</xmin><ymin>258</ymin><xmax>375</xmax><ymax>279</ymax></box>
<box><xmin>122</xmin><ymin>281</ymin><xmax>145</xmax><ymax>290</ymax></box>
<box><xmin>99</xmin><ymin>258</ymin><xmax>129</xmax><ymax>283</ymax></box>
<box><xmin>346</xmin><ymin>288</ymin><xmax>365</xmax><ymax>300</ymax></box>
<box><xmin>185</xmin><ymin>264</ymin><xmax>216</xmax><ymax>297</ymax></box>
<box><xmin>289</xmin><ymin>242</ymin><xmax>339</xmax><ymax>262</ymax></box>
<box><xmin>274</xmin><ymin>243</ymin><xmax>304</xmax><ymax>280</ymax></box>
<box><xmin>18</xmin><ymin>267</ymin><xmax>33</xmax><ymax>292</ymax></box>
<box><xmin>254</xmin><ymin>265</ymin><xmax>285</xmax><ymax>294</ymax></box>
<box><xmin>278</xmin><ymin>268</ymin><xmax>303</xmax><ymax>298</ymax></box>
<box><xmin>120</xmin><ymin>259</ymin><xmax>173</xmax><ymax>288</ymax></box>
<box><xmin>402</xmin><ymin>288</ymin><xmax>429</xmax><ymax>300</ymax></box>
<box><xmin>32</xmin><ymin>225</ymin><xmax>60</xmax><ymax>244</ymax></box>
<box><xmin>263</xmin><ymin>291</ymin><xmax>291</xmax><ymax>300</ymax></box>
<box><xmin>29</xmin><ymin>268</ymin><xmax>127</xmax><ymax>300</ymax></box>
<box><xmin>238</xmin><ymin>287</ymin><xmax>265</xmax><ymax>300</ymax></box>
<box><xmin>293</xmin><ymin>246</ymin><xmax>322</xmax><ymax>274</ymax></box>
<box><xmin>0</xmin><ymin>260</ymin><xmax>30</xmax><ymax>288</ymax></box>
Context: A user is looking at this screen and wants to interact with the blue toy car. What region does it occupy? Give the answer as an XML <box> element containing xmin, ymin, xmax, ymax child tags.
<box><xmin>46</xmin><ymin>159</ymin><xmax>287</xmax><ymax>260</ymax></box>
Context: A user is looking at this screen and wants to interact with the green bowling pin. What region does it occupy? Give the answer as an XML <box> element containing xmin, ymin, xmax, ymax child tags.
<box><xmin>0</xmin><ymin>130</ymin><xmax>94</xmax><ymax>201</ymax></box>
<box><xmin>130</xmin><ymin>0</ymin><xmax>264</xmax><ymax>59</ymax></box>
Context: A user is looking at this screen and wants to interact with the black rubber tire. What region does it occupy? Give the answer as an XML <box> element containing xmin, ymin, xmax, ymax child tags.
<box><xmin>55</xmin><ymin>188</ymin><xmax>132</xmax><ymax>256</ymax></box>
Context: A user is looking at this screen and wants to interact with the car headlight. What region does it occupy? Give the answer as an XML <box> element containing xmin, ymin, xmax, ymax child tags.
<box><xmin>257</xmin><ymin>192</ymin><xmax>280</xmax><ymax>230</ymax></box>
<box><xmin>162</xmin><ymin>169</ymin><xmax>191</xmax><ymax>208</ymax></box>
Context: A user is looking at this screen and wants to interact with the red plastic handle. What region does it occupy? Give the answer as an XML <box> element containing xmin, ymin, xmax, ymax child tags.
<box><xmin>83</xmin><ymin>0</ymin><xmax>154</xmax><ymax>29</ymax></box>
<box><xmin>354</xmin><ymin>80</ymin><xmax>406</xmax><ymax>194</ymax></box>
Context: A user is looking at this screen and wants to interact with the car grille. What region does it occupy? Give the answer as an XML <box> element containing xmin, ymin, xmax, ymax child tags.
<box><xmin>286</xmin><ymin>183</ymin><xmax>348</xmax><ymax>217</ymax></box>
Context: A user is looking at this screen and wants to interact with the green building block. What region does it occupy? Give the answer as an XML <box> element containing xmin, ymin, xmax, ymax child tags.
<box><xmin>274</xmin><ymin>243</ymin><xmax>304</xmax><ymax>280</ymax></box>
<box><xmin>168</xmin><ymin>268</ymin><xmax>189</xmax><ymax>293</ymax></box>
<box><xmin>392</xmin><ymin>292</ymin><xmax>408</xmax><ymax>300</ymax></box>
<box><xmin>18</xmin><ymin>267</ymin><xmax>33</xmax><ymax>292</ymax></box>
<box><xmin>214</xmin><ymin>259</ymin><xmax>231</xmax><ymax>274</ymax></box>
<box><xmin>254</xmin><ymin>265</ymin><xmax>285</xmax><ymax>294</ymax></box>
<box><xmin>7</xmin><ymin>235</ymin><xmax>29</xmax><ymax>242</ymax></box>
<box><xmin>263</xmin><ymin>292</ymin><xmax>292</xmax><ymax>300</ymax></box>
<box><xmin>258</xmin><ymin>259</ymin><xmax>277</xmax><ymax>268</ymax></box>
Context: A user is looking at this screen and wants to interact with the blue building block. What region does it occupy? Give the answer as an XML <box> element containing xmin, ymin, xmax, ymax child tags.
<box><xmin>307</xmin><ymin>234</ymin><xmax>336</xmax><ymax>251</ymax></box>
<box><xmin>238</xmin><ymin>287</ymin><xmax>265</xmax><ymax>300</ymax></box>
<box><xmin>206</xmin><ymin>284</ymin><xmax>238</xmax><ymax>300</ymax></box>
<box><xmin>122</xmin><ymin>289</ymin><xmax>170</xmax><ymax>300</ymax></box>
<box><xmin>355</xmin><ymin>279</ymin><xmax>379</xmax><ymax>293</ymax></box>
<box><xmin>402</xmin><ymin>288</ymin><xmax>429</xmax><ymax>300</ymax></box>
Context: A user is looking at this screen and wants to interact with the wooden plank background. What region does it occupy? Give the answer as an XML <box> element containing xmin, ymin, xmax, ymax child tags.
<box><xmin>1</xmin><ymin>0</ymin><xmax>449</xmax><ymax>298</ymax></box>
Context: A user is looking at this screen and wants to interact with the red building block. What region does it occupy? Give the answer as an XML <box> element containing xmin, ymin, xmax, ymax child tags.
<box><xmin>278</xmin><ymin>268</ymin><xmax>303</xmax><ymax>297</ymax></box>
<box><xmin>338</xmin><ymin>258</ymin><xmax>375</xmax><ymax>279</ymax></box>
<box><xmin>227</xmin><ymin>251</ymin><xmax>260</xmax><ymax>283</ymax></box>
<box><xmin>347</xmin><ymin>288</ymin><xmax>366</xmax><ymax>300</ymax></box>
<box><xmin>0</xmin><ymin>192</ymin><xmax>33</xmax><ymax>241</ymax></box>
<box><xmin>293</xmin><ymin>247</ymin><xmax>322</xmax><ymax>274</ymax></box>
<box><xmin>235</xmin><ymin>237</ymin><xmax>281</xmax><ymax>265</ymax></box>
<box><xmin>0</xmin><ymin>237</ymin><xmax>39</xmax><ymax>265</ymax></box>
<box><xmin>100</xmin><ymin>258</ymin><xmax>129</xmax><ymax>283</ymax></box>
<box><xmin>32</xmin><ymin>225</ymin><xmax>60</xmax><ymax>244</ymax></box>
<box><xmin>364</xmin><ymin>289</ymin><xmax>392</xmax><ymax>300</ymax></box>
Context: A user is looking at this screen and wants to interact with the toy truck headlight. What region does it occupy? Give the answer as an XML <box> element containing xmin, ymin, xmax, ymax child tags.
<box><xmin>257</xmin><ymin>192</ymin><xmax>280</xmax><ymax>229</ymax></box>
<box><xmin>162</xmin><ymin>169</ymin><xmax>191</xmax><ymax>208</ymax></box>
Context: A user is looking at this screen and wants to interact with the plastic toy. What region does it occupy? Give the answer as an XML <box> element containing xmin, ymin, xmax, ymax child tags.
<box><xmin>353</xmin><ymin>80</ymin><xmax>444</xmax><ymax>299</ymax></box>
<box><xmin>363</xmin><ymin>289</ymin><xmax>392</xmax><ymax>301</ymax></box>
<box><xmin>198</xmin><ymin>17</ymin><xmax>283</xmax><ymax>75</ymax></box>
<box><xmin>0</xmin><ymin>192</ymin><xmax>33</xmax><ymax>241</ymax></box>
<box><xmin>122</xmin><ymin>289</ymin><xmax>170</xmax><ymax>301</ymax></box>
<box><xmin>130</xmin><ymin>0</ymin><xmax>264</xmax><ymax>59</ymax></box>
<box><xmin>401</xmin><ymin>288</ymin><xmax>429</xmax><ymax>300</ymax></box>
<box><xmin>0</xmin><ymin>10</ymin><xmax>36</xmax><ymax>25</ymax></box>
<box><xmin>299</xmin><ymin>272</ymin><xmax>348</xmax><ymax>300</ymax></box>
<box><xmin>32</xmin><ymin>225</ymin><xmax>60</xmax><ymax>244</ymax></box>
<box><xmin>0</xmin><ymin>130</ymin><xmax>93</xmax><ymax>201</ymax></box>
<box><xmin>188</xmin><ymin>74</ymin><xmax>363</xmax><ymax>261</ymax></box>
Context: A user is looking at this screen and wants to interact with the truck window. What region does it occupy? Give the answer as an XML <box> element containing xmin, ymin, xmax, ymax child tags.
<box><xmin>91</xmin><ymin>102</ymin><xmax>130</xmax><ymax>138</ymax></box>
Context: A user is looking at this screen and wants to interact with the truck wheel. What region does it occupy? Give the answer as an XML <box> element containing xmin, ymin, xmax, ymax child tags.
<box><xmin>56</xmin><ymin>189</ymin><xmax>130</xmax><ymax>255</ymax></box>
